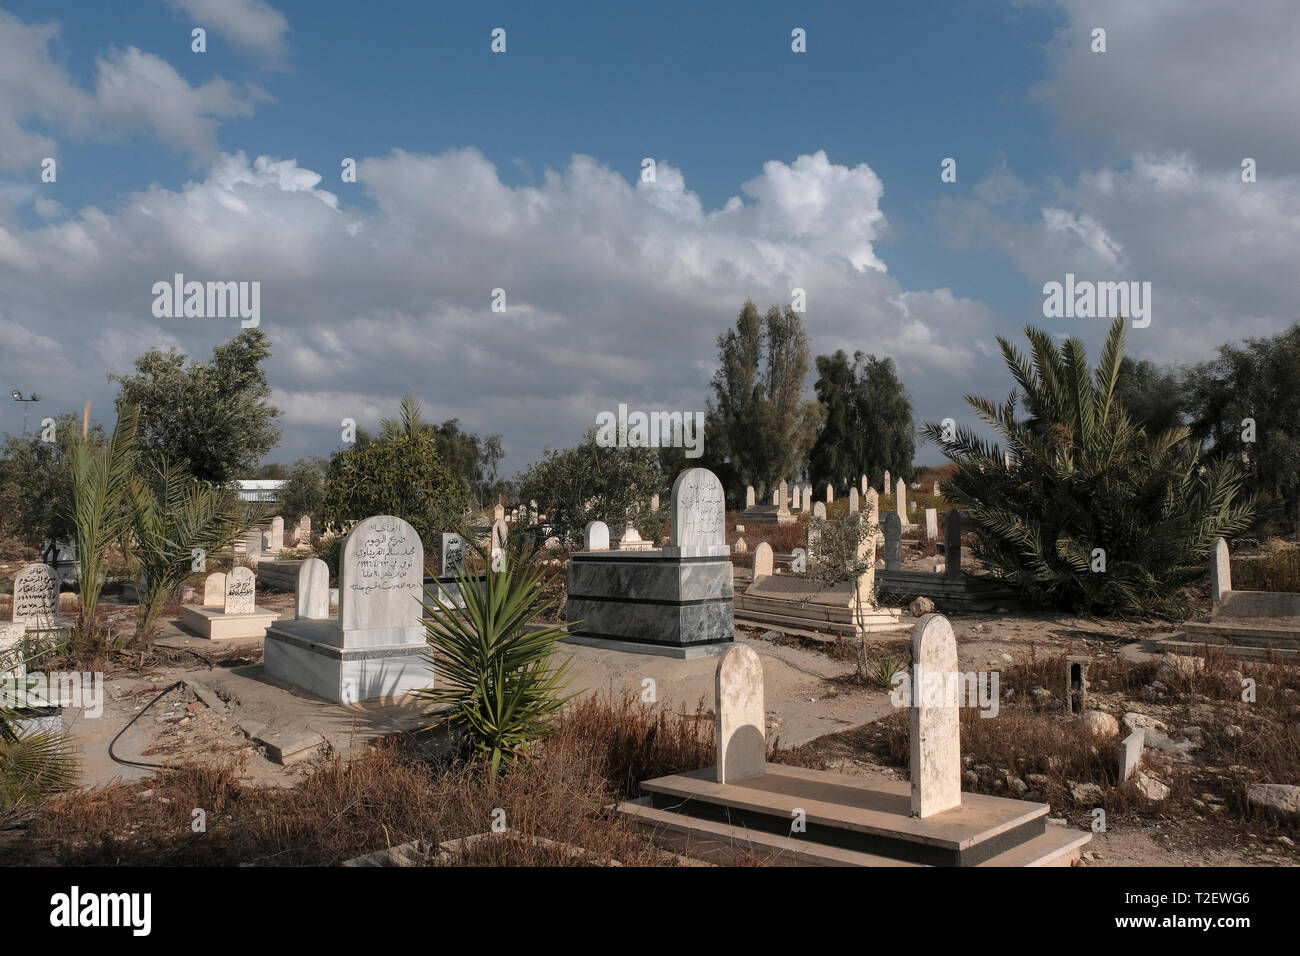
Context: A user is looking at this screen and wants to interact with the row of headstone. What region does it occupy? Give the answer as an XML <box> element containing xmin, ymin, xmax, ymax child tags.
<box><xmin>714</xmin><ymin>613</ymin><xmax>961</xmax><ymax>818</ymax></box>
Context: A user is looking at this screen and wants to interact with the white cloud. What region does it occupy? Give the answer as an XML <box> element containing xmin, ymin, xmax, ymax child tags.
<box><xmin>166</xmin><ymin>0</ymin><xmax>290</xmax><ymax>66</ymax></box>
<box><xmin>0</xmin><ymin>149</ymin><xmax>999</xmax><ymax>470</ymax></box>
<box><xmin>0</xmin><ymin>10</ymin><xmax>260</xmax><ymax>171</ymax></box>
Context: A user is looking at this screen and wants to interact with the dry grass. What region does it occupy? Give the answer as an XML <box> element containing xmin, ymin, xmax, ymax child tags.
<box><xmin>1232</xmin><ymin>549</ymin><xmax>1300</xmax><ymax>592</ymax></box>
<box><xmin>5</xmin><ymin>693</ymin><xmax>719</xmax><ymax>867</ymax></box>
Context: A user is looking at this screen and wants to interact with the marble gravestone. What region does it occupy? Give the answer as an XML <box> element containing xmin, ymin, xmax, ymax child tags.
<box><xmin>294</xmin><ymin>515</ymin><xmax>311</xmax><ymax>545</ymax></box>
<box><xmin>910</xmin><ymin>614</ymin><xmax>961</xmax><ymax>818</ymax></box>
<box><xmin>11</xmin><ymin>564</ymin><xmax>59</xmax><ymax>626</ymax></box>
<box><xmin>243</xmin><ymin>529</ymin><xmax>263</xmax><ymax>564</ymax></box>
<box><xmin>566</xmin><ymin>466</ymin><xmax>735</xmax><ymax>657</ymax></box>
<box><xmin>224</xmin><ymin>566</ymin><xmax>257</xmax><ymax>614</ymax></box>
<box><xmin>202</xmin><ymin>572</ymin><xmax>226</xmax><ymax>607</ymax></box>
<box><xmin>848</xmin><ymin>487</ymin><xmax>859</xmax><ymax>514</ymax></box>
<box><xmin>883</xmin><ymin>513</ymin><xmax>902</xmax><ymax>571</ymax></box>
<box><xmin>269</xmin><ymin>517</ymin><xmax>284</xmax><ymax>552</ymax></box>
<box><xmin>884</xmin><ymin>470</ymin><xmax>891</xmax><ymax>494</ymax></box>
<box><xmin>440</xmin><ymin>533</ymin><xmax>468</xmax><ymax>576</ymax></box>
<box><xmin>715</xmin><ymin>643</ymin><xmax>766</xmax><ymax>784</ymax></box>
<box><xmin>865</xmin><ymin>488</ymin><xmax>880</xmax><ymax>530</ymax></box>
<box><xmin>771</xmin><ymin>488</ymin><xmax>781</xmax><ymax>507</ymax></box>
<box><xmin>778</xmin><ymin>480</ymin><xmax>788</xmax><ymax>510</ymax></box>
<box><xmin>791</xmin><ymin>484</ymin><xmax>802</xmax><ymax>511</ymax></box>
<box><xmin>745</xmin><ymin>485</ymin><xmax>756</xmax><ymax>509</ymax></box>
<box><xmin>895</xmin><ymin>479</ymin><xmax>908</xmax><ymax>525</ymax></box>
<box><xmin>585</xmin><ymin>520</ymin><xmax>610</xmax><ymax>551</ymax></box>
<box><xmin>924</xmin><ymin>508</ymin><xmax>939</xmax><ymax>542</ymax></box>
<box><xmin>753</xmin><ymin>542</ymin><xmax>773</xmax><ymax>580</ymax></box>
<box><xmin>295</xmin><ymin>557</ymin><xmax>330</xmax><ymax>620</ymax></box>
<box><xmin>861</xmin><ymin>474</ymin><xmax>868</xmax><ymax>494</ymax></box>
<box><xmin>265</xmin><ymin>515</ymin><xmax>434</xmax><ymax>703</ymax></box>
<box><xmin>825</xmin><ymin>484</ymin><xmax>833</xmax><ymax>504</ymax></box>
<box><xmin>1210</xmin><ymin>536</ymin><xmax>1230</xmax><ymax>607</ymax></box>
<box><xmin>945</xmin><ymin>510</ymin><xmax>963</xmax><ymax>579</ymax></box>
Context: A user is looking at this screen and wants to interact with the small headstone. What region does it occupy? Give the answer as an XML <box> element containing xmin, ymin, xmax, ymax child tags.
<box><xmin>883</xmin><ymin>513</ymin><xmax>902</xmax><ymax>571</ymax></box>
<box><xmin>848</xmin><ymin>487</ymin><xmax>859</xmax><ymax>513</ymax></box>
<box><xmin>244</xmin><ymin>529</ymin><xmax>262</xmax><ymax>558</ymax></box>
<box><xmin>585</xmin><ymin>521</ymin><xmax>610</xmax><ymax>551</ymax></box>
<box><xmin>715</xmin><ymin>643</ymin><xmax>766</xmax><ymax>784</ymax></box>
<box><xmin>910</xmin><ymin>614</ymin><xmax>961</xmax><ymax>818</ymax></box>
<box><xmin>1119</xmin><ymin>729</ymin><xmax>1145</xmax><ymax>782</ymax></box>
<box><xmin>296</xmin><ymin>557</ymin><xmax>330</xmax><ymax>620</ymax></box>
<box><xmin>745</xmin><ymin>485</ymin><xmax>756</xmax><ymax>509</ymax></box>
<box><xmin>895</xmin><ymin>478</ymin><xmax>908</xmax><ymax>524</ymax></box>
<box><xmin>945</xmin><ymin>510</ymin><xmax>963</xmax><ymax>579</ymax></box>
<box><xmin>791</xmin><ymin>484</ymin><xmax>802</xmax><ymax>510</ymax></box>
<box><xmin>224</xmin><ymin>566</ymin><xmax>256</xmax><ymax>615</ymax></box>
<box><xmin>812</xmin><ymin>501</ymin><xmax>826</xmax><ymax>519</ymax></box>
<box><xmin>861</xmin><ymin>474</ymin><xmax>868</xmax><ymax>494</ymax></box>
<box><xmin>269</xmin><ymin>516</ymin><xmax>285</xmax><ymax>551</ymax></box>
<box><xmin>733</xmin><ymin>536</ymin><xmax>747</xmax><ymax>555</ymax></box>
<box><xmin>12</xmin><ymin>564</ymin><xmax>58</xmax><ymax>624</ymax></box>
<box><xmin>933</xmin><ymin>479</ymin><xmax>941</xmax><ymax>496</ymax></box>
<box><xmin>1211</xmin><ymin>536</ymin><xmax>1230</xmax><ymax>607</ymax></box>
<box><xmin>825</xmin><ymin>484</ymin><xmax>833</xmax><ymax>504</ymax></box>
<box><xmin>865</xmin><ymin>488</ymin><xmax>880</xmax><ymax>527</ymax></box>
<box><xmin>619</xmin><ymin>526</ymin><xmax>644</xmax><ymax>549</ymax></box>
<box><xmin>771</xmin><ymin>488</ymin><xmax>781</xmax><ymax>507</ymax></box>
<box><xmin>670</xmin><ymin>467</ymin><xmax>725</xmax><ymax>549</ymax></box>
<box><xmin>650</xmin><ymin>493</ymin><xmax>660</xmax><ymax>512</ymax></box>
<box><xmin>779</xmin><ymin>479</ymin><xmax>788</xmax><ymax>508</ymax></box>
<box><xmin>924</xmin><ymin>508</ymin><xmax>938</xmax><ymax>542</ymax></box>
<box><xmin>202</xmin><ymin>572</ymin><xmax>226</xmax><ymax>607</ymax></box>
<box><xmin>884</xmin><ymin>470</ymin><xmax>891</xmax><ymax>493</ymax></box>
<box><xmin>440</xmin><ymin>533</ymin><xmax>468</xmax><ymax>576</ymax></box>
<box><xmin>752</xmin><ymin>542</ymin><xmax>773</xmax><ymax>579</ymax></box>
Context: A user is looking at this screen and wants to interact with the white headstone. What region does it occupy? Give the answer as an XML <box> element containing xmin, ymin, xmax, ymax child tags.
<box><xmin>224</xmin><ymin>565</ymin><xmax>256</xmax><ymax>615</ymax></box>
<box><xmin>715</xmin><ymin>643</ymin><xmax>765</xmax><ymax>784</ymax></box>
<box><xmin>1211</xmin><ymin>536</ymin><xmax>1230</xmax><ymax>607</ymax></box>
<box><xmin>12</xmin><ymin>564</ymin><xmax>58</xmax><ymax>625</ymax></box>
<box><xmin>752</xmin><ymin>542</ymin><xmax>773</xmax><ymax>579</ymax></box>
<box><xmin>340</xmin><ymin>515</ymin><xmax>424</xmax><ymax>631</ymax></box>
<box><xmin>771</xmin><ymin>488</ymin><xmax>781</xmax><ymax>507</ymax></box>
<box><xmin>884</xmin><ymin>470</ymin><xmax>891</xmax><ymax>493</ymax></box>
<box><xmin>202</xmin><ymin>572</ymin><xmax>226</xmax><ymax>607</ymax></box>
<box><xmin>294</xmin><ymin>515</ymin><xmax>311</xmax><ymax>544</ymax></box>
<box><xmin>791</xmin><ymin>484</ymin><xmax>802</xmax><ymax>510</ymax></box>
<box><xmin>585</xmin><ymin>521</ymin><xmax>610</xmax><ymax>551</ymax></box>
<box><xmin>618</xmin><ymin>526</ymin><xmax>643</xmax><ymax>548</ymax></box>
<box><xmin>895</xmin><ymin>478</ymin><xmax>908</xmax><ymax>524</ymax></box>
<box><xmin>848</xmin><ymin>487</ymin><xmax>859</xmax><ymax>514</ymax></box>
<box><xmin>861</xmin><ymin>474</ymin><xmax>868</xmax><ymax>494</ymax></box>
<box><xmin>243</xmin><ymin>529</ymin><xmax>262</xmax><ymax>564</ymax></box>
<box><xmin>1119</xmin><ymin>729</ymin><xmax>1145</xmax><ymax>782</ymax></box>
<box><xmin>269</xmin><ymin>516</ymin><xmax>284</xmax><ymax>551</ymax></box>
<box><xmin>825</xmin><ymin>484</ymin><xmax>833</xmax><ymax>504</ymax></box>
<box><xmin>650</xmin><ymin>493</ymin><xmax>660</xmax><ymax>512</ymax></box>
<box><xmin>779</xmin><ymin>479</ymin><xmax>788</xmax><ymax>509</ymax></box>
<box><xmin>865</xmin><ymin>488</ymin><xmax>880</xmax><ymax>527</ymax></box>
<box><xmin>910</xmin><ymin>614</ymin><xmax>961</xmax><ymax>818</ymax></box>
<box><xmin>924</xmin><ymin>507</ymin><xmax>938</xmax><ymax>542</ymax></box>
<box><xmin>932</xmin><ymin>479</ymin><xmax>941</xmax><ymax>496</ymax></box>
<box><xmin>670</xmin><ymin>468</ymin><xmax>725</xmax><ymax>550</ymax></box>
<box><xmin>296</xmin><ymin>557</ymin><xmax>330</xmax><ymax>620</ymax></box>
<box><xmin>745</xmin><ymin>485</ymin><xmax>756</xmax><ymax>509</ymax></box>
<box><xmin>440</xmin><ymin>533</ymin><xmax>468</xmax><ymax>576</ymax></box>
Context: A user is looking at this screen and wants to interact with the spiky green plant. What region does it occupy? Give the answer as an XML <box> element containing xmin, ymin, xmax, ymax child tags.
<box><xmin>128</xmin><ymin>460</ymin><xmax>249</xmax><ymax>639</ymax></box>
<box><xmin>0</xmin><ymin>700</ymin><xmax>79</xmax><ymax>809</ymax></box>
<box><xmin>415</xmin><ymin>544</ymin><xmax>575</xmax><ymax>774</ymax></box>
<box><xmin>66</xmin><ymin>404</ymin><xmax>138</xmax><ymax>637</ymax></box>
<box><xmin>922</xmin><ymin>319</ymin><xmax>1257</xmax><ymax>617</ymax></box>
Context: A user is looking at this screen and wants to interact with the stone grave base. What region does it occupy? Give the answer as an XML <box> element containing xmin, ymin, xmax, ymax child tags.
<box><xmin>734</xmin><ymin>574</ymin><xmax>907</xmax><ymax>637</ymax></box>
<box><xmin>561</xmin><ymin>633</ymin><xmax>734</xmax><ymax>659</ymax></box>
<box><xmin>565</xmin><ymin>548</ymin><xmax>735</xmax><ymax>652</ymax></box>
<box><xmin>264</xmin><ymin>619</ymin><xmax>434</xmax><ymax>704</ymax></box>
<box><xmin>740</xmin><ymin>505</ymin><xmax>795</xmax><ymax>526</ymax></box>
<box><xmin>179</xmin><ymin>604</ymin><xmax>278</xmax><ymax>640</ymax></box>
<box><xmin>619</xmin><ymin>763</ymin><xmax>1089</xmax><ymax>867</ymax></box>
<box><xmin>1146</xmin><ymin>589</ymin><xmax>1300</xmax><ymax>662</ymax></box>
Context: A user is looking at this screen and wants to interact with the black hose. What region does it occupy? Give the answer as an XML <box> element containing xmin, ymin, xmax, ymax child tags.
<box><xmin>107</xmin><ymin>680</ymin><xmax>188</xmax><ymax>772</ymax></box>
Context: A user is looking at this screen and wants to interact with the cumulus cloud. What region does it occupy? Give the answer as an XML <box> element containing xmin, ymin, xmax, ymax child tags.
<box><xmin>0</xmin><ymin>148</ymin><xmax>999</xmax><ymax>468</ymax></box>
<box><xmin>0</xmin><ymin>10</ymin><xmax>260</xmax><ymax>170</ymax></box>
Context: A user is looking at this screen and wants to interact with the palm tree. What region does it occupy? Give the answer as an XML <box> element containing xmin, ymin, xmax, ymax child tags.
<box><xmin>922</xmin><ymin>319</ymin><xmax>1256</xmax><ymax>617</ymax></box>
<box><xmin>128</xmin><ymin>460</ymin><xmax>249</xmax><ymax>640</ymax></box>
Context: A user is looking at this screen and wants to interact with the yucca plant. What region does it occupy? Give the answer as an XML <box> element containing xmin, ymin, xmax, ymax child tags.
<box><xmin>128</xmin><ymin>459</ymin><xmax>249</xmax><ymax>640</ymax></box>
<box><xmin>922</xmin><ymin>319</ymin><xmax>1257</xmax><ymax>617</ymax></box>
<box><xmin>66</xmin><ymin>404</ymin><xmax>138</xmax><ymax>638</ymax></box>
<box><xmin>415</xmin><ymin>543</ymin><xmax>575</xmax><ymax>774</ymax></box>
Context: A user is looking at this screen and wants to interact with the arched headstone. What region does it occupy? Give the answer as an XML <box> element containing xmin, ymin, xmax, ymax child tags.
<box><xmin>715</xmin><ymin>643</ymin><xmax>765</xmax><ymax>784</ymax></box>
<box><xmin>339</xmin><ymin>515</ymin><xmax>423</xmax><ymax>631</ymax></box>
<box><xmin>585</xmin><ymin>520</ymin><xmax>610</xmax><ymax>551</ymax></box>
<box><xmin>670</xmin><ymin>467</ymin><xmax>725</xmax><ymax>550</ymax></box>
<box><xmin>224</xmin><ymin>566</ymin><xmax>256</xmax><ymax>615</ymax></box>
<box><xmin>848</xmin><ymin>487</ymin><xmax>860</xmax><ymax>513</ymax></box>
<box><xmin>745</xmin><ymin>485</ymin><xmax>756</xmax><ymax>509</ymax></box>
<box><xmin>895</xmin><ymin>478</ymin><xmax>908</xmax><ymax>524</ymax></box>
<box><xmin>910</xmin><ymin>614</ymin><xmax>961</xmax><ymax>818</ymax></box>
<box><xmin>752</xmin><ymin>542</ymin><xmax>773</xmax><ymax>579</ymax></box>
<box><xmin>1211</xmin><ymin>536</ymin><xmax>1230</xmax><ymax>606</ymax></box>
<box><xmin>203</xmin><ymin>572</ymin><xmax>227</xmax><ymax>608</ymax></box>
<box><xmin>296</xmin><ymin>557</ymin><xmax>330</xmax><ymax>620</ymax></box>
<box><xmin>12</xmin><ymin>564</ymin><xmax>58</xmax><ymax>625</ymax></box>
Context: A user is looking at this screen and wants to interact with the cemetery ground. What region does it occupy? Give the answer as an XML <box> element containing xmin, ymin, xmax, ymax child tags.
<box><xmin>2</xmin><ymin>535</ymin><xmax>1298</xmax><ymax>867</ymax></box>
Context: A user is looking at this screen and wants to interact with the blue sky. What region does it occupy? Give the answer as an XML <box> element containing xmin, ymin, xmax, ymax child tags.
<box><xmin>1</xmin><ymin>0</ymin><xmax>1297</xmax><ymax>474</ymax></box>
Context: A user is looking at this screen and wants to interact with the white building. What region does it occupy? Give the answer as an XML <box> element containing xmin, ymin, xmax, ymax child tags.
<box><xmin>236</xmin><ymin>479</ymin><xmax>286</xmax><ymax>503</ymax></box>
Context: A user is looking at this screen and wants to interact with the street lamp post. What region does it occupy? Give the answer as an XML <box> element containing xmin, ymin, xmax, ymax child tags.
<box><xmin>11</xmin><ymin>389</ymin><xmax>41</xmax><ymax>437</ymax></box>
